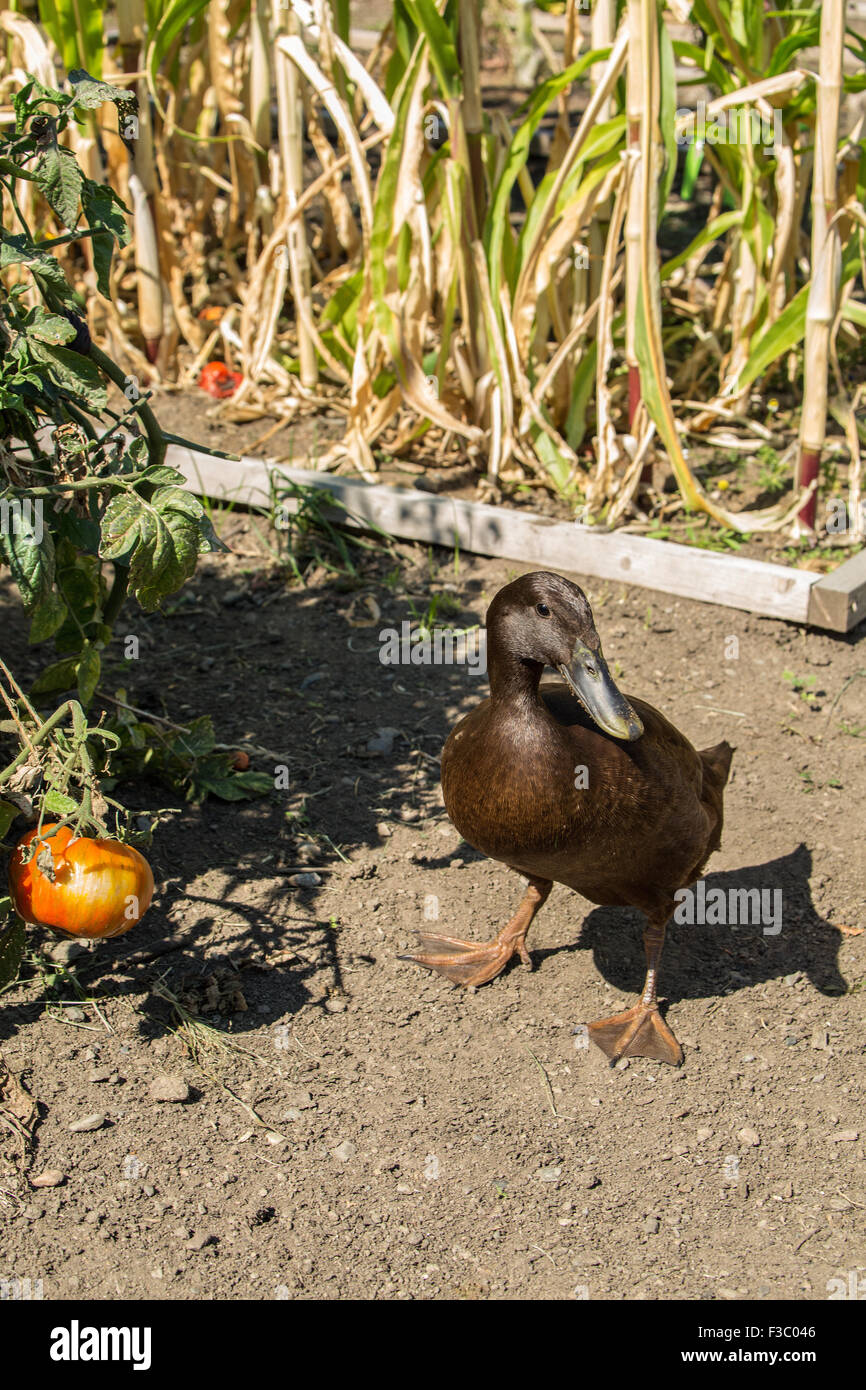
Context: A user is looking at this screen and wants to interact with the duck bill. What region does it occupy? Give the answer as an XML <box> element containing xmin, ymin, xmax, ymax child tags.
<box><xmin>557</xmin><ymin>643</ymin><xmax>644</xmax><ymax>742</ymax></box>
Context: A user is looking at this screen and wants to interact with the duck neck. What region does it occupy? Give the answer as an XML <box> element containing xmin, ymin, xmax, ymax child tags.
<box><xmin>488</xmin><ymin>650</ymin><xmax>545</xmax><ymax>711</ymax></box>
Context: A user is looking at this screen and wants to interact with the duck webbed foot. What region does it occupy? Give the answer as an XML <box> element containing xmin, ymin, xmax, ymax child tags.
<box><xmin>588</xmin><ymin>1002</ymin><xmax>683</xmax><ymax>1066</ymax></box>
<box><xmin>402</xmin><ymin>875</ymin><xmax>551</xmax><ymax>988</ymax></box>
<box><xmin>587</xmin><ymin>914</ymin><xmax>683</xmax><ymax>1066</ymax></box>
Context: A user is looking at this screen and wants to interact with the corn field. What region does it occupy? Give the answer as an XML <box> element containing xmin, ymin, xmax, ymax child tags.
<box><xmin>1</xmin><ymin>0</ymin><xmax>865</xmax><ymax>537</ymax></box>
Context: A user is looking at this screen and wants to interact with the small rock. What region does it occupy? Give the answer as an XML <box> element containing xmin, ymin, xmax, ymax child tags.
<box><xmin>31</xmin><ymin>1169</ymin><xmax>66</xmax><ymax>1188</ymax></box>
<box><xmin>738</xmin><ymin>1127</ymin><xmax>761</xmax><ymax>1147</ymax></box>
<box><xmin>186</xmin><ymin>1231</ymin><xmax>216</xmax><ymax>1251</ymax></box>
<box><xmin>535</xmin><ymin>1166</ymin><xmax>562</xmax><ymax>1183</ymax></box>
<box><xmin>376</xmin><ymin>821</ymin><xmax>393</xmax><ymax>838</ymax></box>
<box><xmin>46</xmin><ymin>940</ymin><xmax>89</xmax><ymax>965</ymax></box>
<box><xmin>367</xmin><ymin>727</ymin><xmax>400</xmax><ymax>756</ymax></box>
<box><xmin>399</xmin><ymin>807</ymin><xmax>419</xmax><ymax>823</ymax></box>
<box><xmin>332</xmin><ymin>1140</ymin><xmax>356</xmax><ymax>1163</ymax></box>
<box><xmin>288</xmin><ymin>872</ymin><xmax>321</xmax><ymax>888</ymax></box>
<box><xmin>65</xmin><ymin>1006</ymin><xmax>87</xmax><ymax>1022</ymax></box>
<box><xmin>811</xmin><ymin>1027</ymin><xmax>830</xmax><ymax>1051</ymax></box>
<box><xmin>69</xmin><ymin>1114</ymin><xmax>105</xmax><ymax>1133</ymax></box>
<box><xmin>89</xmin><ymin>1067</ymin><xmax>115</xmax><ymax>1084</ymax></box>
<box><xmin>265</xmin><ymin>1132</ymin><xmax>284</xmax><ymax>1146</ymax></box>
<box><xmin>643</xmin><ymin>1215</ymin><xmax>660</xmax><ymax>1235</ymax></box>
<box><xmin>324</xmin><ymin>996</ymin><xmax>347</xmax><ymax>1013</ymax></box>
<box><xmin>221</xmin><ymin>589</ymin><xmax>244</xmax><ymax>607</ymax></box>
<box><xmin>283</xmin><ymin>1108</ymin><xmax>303</xmax><ymax>1123</ymax></box>
<box><xmin>149</xmin><ymin>1075</ymin><xmax>190</xmax><ymax>1103</ymax></box>
<box><xmin>696</xmin><ymin>1127</ymin><xmax>714</xmax><ymax>1141</ymax></box>
<box><xmin>834</xmin><ymin>1129</ymin><xmax>859</xmax><ymax>1142</ymax></box>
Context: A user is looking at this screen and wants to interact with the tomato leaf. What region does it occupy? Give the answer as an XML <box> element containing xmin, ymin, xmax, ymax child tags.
<box><xmin>76</xmin><ymin>644</ymin><xmax>101</xmax><ymax>705</ymax></box>
<box><xmin>0</xmin><ymin>915</ymin><xmax>26</xmax><ymax>992</ymax></box>
<box><xmin>67</xmin><ymin>71</ymin><xmax>130</xmax><ymax>110</ymax></box>
<box><xmin>0</xmin><ymin>513</ymin><xmax>56</xmax><ymax>611</ymax></box>
<box><xmin>0</xmin><ymin>800</ymin><xmax>20</xmax><ymax>842</ymax></box>
<box><xmin>29</xmin><ymin>588</ymin><xmax>68</xmax><ymax>643</ymax></box>
<box><xmin>42</xmin><ymin>788</ymin><xmax>79</xmax><ymax>816</ymax></box>
<box><xmin>30</xmin><ymin>655</ymin><xmax>79</xmax><ymax>696</ymax></box>
<box><xmin>99</xmin><ymin>486</ymin><xmax>219</xmax><ymax>610</ymax></box>
<box><xmin>34</xmin><ymin>146</ymin><xmax>83</xmax><ymax>228</ymax></box>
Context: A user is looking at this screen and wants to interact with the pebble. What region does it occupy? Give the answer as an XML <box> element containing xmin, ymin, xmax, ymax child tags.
<box><xmin>833</xmin><ymin>1129</ymin><xmax>859</xmax><ymax>1142</ymax></box>
<box><xmin>186</xmin><ymin>1231</ymin><xmax>216</xmax><ymax>1251</ymax></box>
<box><xmin>69</xmin><ymin>1114</ymin><xmax>105</xmax><ymax>1133</ymax></box>
<box><xmin>283</xmin><ymin>1108</ymin><xmax>303</xmax><ymax>1123</ymax></box>
<box><xmin>324</xmin><ymin>996</ymin><xmax>347</xmax><ymax>1012</ymax></box>
<box><xmin>46</xmin><ymin>940</ymin><xmax>89</xmax><ymax>965</ymax></box>
<box><xmin>643</xmin><ymin>1215</ymin><xmax>661</xmax><ymax>1235</ymax></box>
<box><xmin>737</xmin><ymin>1127</ymin><xmax>761</xmax><ymax>1147</ymax></box>
<box><xmin>149</xmin><ymin>1075</ymin><xmax>191</xmax><ymax>1103</ymax></box>
<box><xmin>31</xmin><ymin>1169</ymin><xmax>66</xmax><ymax>1188</ymax></box>
<box><xmin>89</xmin><ymin>1067</ymin><xmax>116</xmax><ymax>1084</ymax></box>
<box><xmin>535</xmin><ymin>1166</ymin><xmax>562</xmax><ymax>1183</ymax></box>
<box><xmin>811</xmin><ymin>1027</ymin><xmax>830</xmax><ymax>1050</ymax></box>
<box><xmin>288</xmin><ymin>872</ymin><xmax>321</xmax><ymax>888</ymax></box>
<box><xmin>332</xmin><ymin>1140</ymin><xmax>356</xmax><ymax>1163</ymax></box>
<box><xmin>367</xmin><ymin>727</ymin><xmax>400</xmax><ymax>756</ymax></box>
<box><xmin>221</xmin><ymin>590</ymin><xmax>244</xmax><ymax>607</ymax></box>
<box><xmin>64</xmin><ymin>1006</ymin><xmax>88</xmax><ymax>1022</ymax></box>
<box><xmin>376</xmin><ymin>821</ymin><xmax>393</xmax><ymax>838</ymax></box>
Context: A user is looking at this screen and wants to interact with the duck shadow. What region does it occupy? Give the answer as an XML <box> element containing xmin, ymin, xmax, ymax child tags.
<box><xmin>535</xmin><ymin>845</ymin><xmax>846</xmax><ymax>1005</ymax></box>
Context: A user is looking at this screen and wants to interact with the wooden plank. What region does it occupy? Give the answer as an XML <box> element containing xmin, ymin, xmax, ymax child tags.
<box><xmin>808</xmin><ymin>547</ymin><xmax>866</xmax><ymax>632</ymax></box>
<box><xmin>167</xmin><ymin>444</ymin><xmax>826</xmax><ymax>626</ymax></box>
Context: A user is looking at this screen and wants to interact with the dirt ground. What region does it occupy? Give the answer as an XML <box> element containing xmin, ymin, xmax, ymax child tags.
<box><xmin>1</xmin><ymin>510</ymin><xmax>865</xmax><ymax>1303</ymax></box>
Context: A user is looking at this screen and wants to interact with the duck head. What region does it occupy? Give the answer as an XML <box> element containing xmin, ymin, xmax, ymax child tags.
<box><xmin>486</xmin><ymin>571</ymin><xmax>644</xmax><ymax>742</ymax></box>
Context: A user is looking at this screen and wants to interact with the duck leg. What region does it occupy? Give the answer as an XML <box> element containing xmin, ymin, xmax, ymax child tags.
<box><xmin>587</xmin><ymin>914</ymin><xmax>683</xmax><ymax>1066</ymax></box>
<box><xmin>402</xmin><ymin>875</ymin><xmax>552</xmax><ymax>987</ymax></box>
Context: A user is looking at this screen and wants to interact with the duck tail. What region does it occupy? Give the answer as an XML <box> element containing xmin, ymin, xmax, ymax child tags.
<box><xmin>699</xmin><ymin>739</ymin><xmax>735</xmax><ymax>790</ymax></box>
<box><xmin>697</xmin><ymin>741</ymin><xmax>734</xmax><ymax>860</ymax></box>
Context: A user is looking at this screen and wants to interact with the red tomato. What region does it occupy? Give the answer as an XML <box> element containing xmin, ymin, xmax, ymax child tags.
<box><xmin>9</xmin><ymin>824</ymin><xmax>155</xmax><ymax>939</ymax></box>
<box><xmin>198</xmin><ymin>360</ymin><xmax>242</xmax><ymax>398</ymax></box>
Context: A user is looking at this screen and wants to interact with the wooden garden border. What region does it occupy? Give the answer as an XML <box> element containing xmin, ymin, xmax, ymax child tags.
<box><xmin>166</xmin><ymin>445</ymin><xmax>866</xmax><ymax>633</ymax></box>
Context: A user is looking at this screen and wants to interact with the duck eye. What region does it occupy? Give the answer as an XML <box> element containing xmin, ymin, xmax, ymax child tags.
<box><xmin>536</xmin><ymin>603</ymin><xmax>551</xmax><ymax>617</ymax></box>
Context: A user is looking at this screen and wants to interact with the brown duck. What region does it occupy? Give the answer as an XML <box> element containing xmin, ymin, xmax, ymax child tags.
<box><xmin>405</xmin><ymin>571</ymin><xmax>733</xmax><ymax>1065</ymax></box>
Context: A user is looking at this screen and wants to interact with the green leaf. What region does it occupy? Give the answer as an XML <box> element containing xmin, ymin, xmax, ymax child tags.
<box><xmin>42</xmin><ymin>788</ymin><xmax>79</xmax><ymax>816</ymax></box>
<box><xmin>660</xmin><ymin>211</ymin><xmax>744</xmax><ymax>281</ymax></box>
<box><xmin>0</xmin><ymin>916</ymin><xmax>26</xmax><ymax>992</ymax></box>
<box><xmin>170</xmin><ymin>715</ymin><xmax>215</xmax><ymax>759</ymax></box>
<box><xmin>0</xmin><ymin>511</ymin><xmax>55</xmax><ymax>610</ymax></box>
<box><xmin>34</xmin><ymin>147</ymin><xmax>83</xmax><ymax>227</ymax></box>
<box><xmin>193</xmin><ymin>768</ymin><xmax>273</xmax><ymax>802</ymax></box>
<box><xmin>732</xmin><ymin>283</ymin><xmax>809</xmax><ymax>392</ymax></box>
<box><xmin>29</xmin><ymin>342</ymin><xmax>108</xmax><ymax>409</ymax></box>
<box><xmin>0</xmin><ymin>800</ymin><xmax>20</xmax><ymax>842</ymax></box>
<box><xmin>29</xmin><ymin>588</ymin><xmax>68</xmax><ymax>643</ymax></box>
<box><xmin>99</xmin><ymin>486</ymin><xmax>216</xmax><ymax>609</ymax></box>
<box><xmin>24</xmin><ymin>306</ymin><xmax>76</xmax><ymax>345</ymax></box>
<box><xmin>30</xmin><ymin>655</ymin><xmax>79</xmax><ymax>696</ymax></box>
<box><xmin>67</xmin><ymin>71</ymin><xmax>127</xmax><ymax>108</ymax></box>
<box><xmin>76</xmin><ymin>644</ymin><xmax>101</xmax><ymax>705</ymax></box>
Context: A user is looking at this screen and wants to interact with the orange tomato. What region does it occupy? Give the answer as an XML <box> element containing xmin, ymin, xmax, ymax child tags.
<box><xmin>9</xmin><ymin>824</ymin><xmax>155</xmax><ymax>939</ymax></box>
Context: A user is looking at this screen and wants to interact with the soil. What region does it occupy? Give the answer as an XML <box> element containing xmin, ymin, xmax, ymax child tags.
<box><xmin>1</xmin><ymin>511</ymin><xmax>865</xmax><ymax>1303</ymax></box>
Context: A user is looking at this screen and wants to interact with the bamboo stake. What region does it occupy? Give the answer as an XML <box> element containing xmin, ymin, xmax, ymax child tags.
<box><xmin>795</xmin><ymin>0</ymin><xmax>845</xmax><ymax>535</ymax></box>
